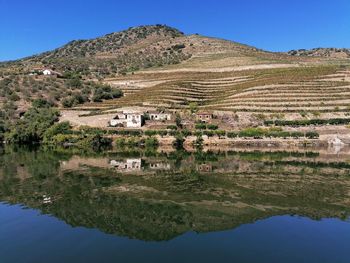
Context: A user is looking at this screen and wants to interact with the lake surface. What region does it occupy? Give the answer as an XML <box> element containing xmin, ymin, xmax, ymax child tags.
<box><xmin>1</xmin><ymin>146</ymin><xmax>350</xmax><ymax>263</ymax></box>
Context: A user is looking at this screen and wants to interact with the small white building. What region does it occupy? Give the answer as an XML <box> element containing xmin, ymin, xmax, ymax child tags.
<box><xmin>149</xmin><ymin>111</ymin><xmax>172</xmax><ymax>121</ymax></box>
<box><xmin>41</xmin><ymin>69</ymin><xmax>62</xmax><ymax>77</ymax></box>
<box><xmin>43</xmin><ymin>69</ymin><xmax>53</xmax><ymax>75</ymax></box>
<box><xmin>110</xmin><ymin>112</ymin><xmax>127</xmax><ymax>127</ymax></box>
<box><xmin>126</xmin><ymin>112</ymin><xmax>144</xmax><ymax>127</ymax></box>
<box><xmin>110</xmin><ymin>112</ymin><xmax>144</xmax><ymax>128</ymax></box>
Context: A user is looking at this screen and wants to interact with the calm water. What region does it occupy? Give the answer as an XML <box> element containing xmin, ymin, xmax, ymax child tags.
<box><xmin>1</xmin><ymin>146</ymin><xmax>350</xmax><ymax>263</ymax></box>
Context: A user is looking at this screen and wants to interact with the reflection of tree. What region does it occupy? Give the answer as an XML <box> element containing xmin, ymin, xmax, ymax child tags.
<box><xmin>0</xmin><ymin>146</ymin><xmax>350</xmax><ymax>241</ymax></box>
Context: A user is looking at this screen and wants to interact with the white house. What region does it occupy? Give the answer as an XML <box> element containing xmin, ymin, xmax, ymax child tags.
<box><xmin>110</xmin><ymin>111</ymin><xmax>144</xmax><ymax>128</ymax></box>
<box><xmin>41</xmin><ymin>69</ymin><xmax>62</xmax><ymax>77</ymax></box>
<box><xmin>149</xmin><ymin>111</ymin><xmax>172</xmax><ymax>121</ymax></box>
<box><xmin>43</xmin><ymin>69</ymin><xmax>53</xmax><ymax>75</ymax></box>
<box><xmin>126</xmin><ymin>112</ymin><xmax>144</xmax><ymax>127</ymax></box>
<box><xmin>110</xmin><ymin>112</ymin><xmax>127</xmax><ymax>127</ymax></box>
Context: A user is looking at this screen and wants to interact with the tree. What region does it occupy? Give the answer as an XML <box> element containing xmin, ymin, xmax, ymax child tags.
<box><xmin>67</xmin><ymin>77</ymin><xmax>82</xmax><ymax>89</ymax></box>
<box><xmin>175</xmin><ymin>113</ymin><xmax>182</xmax><ymax>128</ymax></box>
<box><xmin>6</xmin><ymin>107</ymin><xmax>60</xmax><ymax>144</ymax></box>
<box><xmin>43</xmin><ymin>122</ymin><xmax>72</xmax><ymax>144</ymax></box>
<box><xmin>0</xmin><ymin>120</ymin><xmax>6</xmax><ymax>142</ymax></box>
<box><xmin>189</xmin><ymin>102</ymin><xmax>198</xmax><ymax>113</ymax></box>
<box><xmin>32</xmin><ymin>98</ymin><xmax>54</xmax><ymax>108</ymax></box>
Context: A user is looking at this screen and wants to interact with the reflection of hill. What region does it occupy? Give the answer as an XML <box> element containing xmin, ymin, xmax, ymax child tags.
<box><xmin>0</xmin><ymin>146</ymin><xmax>350</xmax><ymax>241</ymax></box>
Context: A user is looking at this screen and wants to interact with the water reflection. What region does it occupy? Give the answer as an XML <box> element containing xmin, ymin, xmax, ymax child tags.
<box><xmin>0</xmin><ymin>145</ymin><xmax>350</xmax><ymax>242</ymax></box>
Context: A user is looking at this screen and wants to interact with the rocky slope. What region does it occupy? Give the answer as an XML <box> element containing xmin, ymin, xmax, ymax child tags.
<box><xmin>288</xmin><ymin>48</ymin><xmax>350</xmax><ymax>58</ymax></box>
<box><xmin>2</xmin><ymin>25</ymin><xmax>283</xmax><ymax>78</ymax></box>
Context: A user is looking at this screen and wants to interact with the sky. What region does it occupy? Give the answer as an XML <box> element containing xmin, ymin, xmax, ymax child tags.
<box><xmin>0</xmin><ymin>0</ymin><xmax>349</xmax><ymax>61</ymax></box>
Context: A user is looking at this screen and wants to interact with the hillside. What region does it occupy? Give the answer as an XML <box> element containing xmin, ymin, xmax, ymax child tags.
<box><xmin>1</xmin><ymin>24</ymin><xmax>350</xmax><ymax>132</ymax></box>
<box><xmin>1</xmin><ymin>25</ymin><xmax>298</xmax><ymax>79</ymax></box>
<box><xmin>288</xmin><ymin>48</ymin><xmax>350</xmax><ymax>58</ymax></box>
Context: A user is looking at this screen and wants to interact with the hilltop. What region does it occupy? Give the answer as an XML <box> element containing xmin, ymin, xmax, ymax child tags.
<box><xmin>288</xmin><ymin>48</ymin><xmax>350</xmax><ymax>58</ymax></box>
<box><xmin>1</xmin><ymin>24</ymin><xmax>300</xmax><ymax>78</ymax></box>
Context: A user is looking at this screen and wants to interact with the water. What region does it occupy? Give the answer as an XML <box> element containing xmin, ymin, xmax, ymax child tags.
<box><xmin>0</xmin><ymin>146</ymin><xmax>350</xmax><ymax>263</ymax></box>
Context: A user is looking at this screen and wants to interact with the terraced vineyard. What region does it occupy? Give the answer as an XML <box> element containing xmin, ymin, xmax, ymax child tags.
<box><xmin>76</xmin><ymin>66</ymin><xmax>350</xmax><ymax>118</ymax></box>
<box><xmin>2</xmin><ymin>25</ymin><xmax>350</xmax><ymax>124</ymax></box>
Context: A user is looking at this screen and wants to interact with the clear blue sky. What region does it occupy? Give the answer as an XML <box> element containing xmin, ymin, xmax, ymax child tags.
<box><xmin>1</xmin><ymin>0</ymin><xmax>349</xmax><ymax>61</ymax></box>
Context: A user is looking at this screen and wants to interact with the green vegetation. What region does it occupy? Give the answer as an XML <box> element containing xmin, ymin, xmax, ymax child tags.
<box><xmin>0</xmin><ymin>120</ymin><xmax>5</xmax><ymax>142</ymax></box>
<box><xmin>228</xmin><ymin>128</ymin><xmax>318</xmax><ymax>139</ymax></box>
<box><xmin>195</xmin><ymin>123</ymin><xmax>207</xmax><ymax>130</ymax></box>
<box><xmin>195</xmin><ymin>123</ymin><xmax>218</xmax><ymax>130</ymax></box>
<box><xmin>264</xmin><ymin>118</ymin><xmax>350</xmax><ymax>127</ymax></box>
<box><xmin>92</xmin><ymin>84</ymin><xmax>123</xmax><ymax>102</ymax></box>
<box><xmin>0</xmin><ymin>74</ymin><xmax>123</xmax><ymax>111</ymax></box>
<box><xmin>173</xmin><ymin>133</ymin><xmax>184</xmax><ymax>149</ymax></box>
<box><xmin>0</xmin><ymin>100</ymin><xmax>112</xmax><ymax>148</ymax></box>
<box><xmin>189</xmin><ymin>102</ymin><xmax>198</xmax><ymax>113</ymax></box>
<box><xmin>175</xmin><ymin>113</ymin><xmax>182</xmax><ymax>128</ymax></box>
<box><xmin>6</xmin><ymin>104</ymin><xmax>60</xmax><ymax>144</ymax></box>
<box><xmin>145</xmin><ymin>137</ymin><xmax>159</xmax><ymax>148</ymax></box>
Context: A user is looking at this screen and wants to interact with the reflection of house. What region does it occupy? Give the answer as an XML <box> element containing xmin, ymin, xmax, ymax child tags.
<box><xmin>149</xmin><ymin>162</ymin><xmax>171</xmax><ymax>170</ymax></box>
<box><xmin>110</xmin><ymin>111</ymin><xmax>144</xmax><ymax>128</ymax></box>
<box><xmin>149</xmin><ymin>111</ymin><xmax>172</xmax><ymax>121</ymax></box>
<box><xmin>197</xmin><ymin>164</ymin><xmax>213</xmax><ymax>173</ymax></box>
<box><xmin>196</xmin><ymin>112</ymin><xmax>213</xmax><ymax>122</ymax></box>
<box><xmin>110</xmin><ymin>158</ymin><xmax>142</xmax><ymax>171</ymax></box>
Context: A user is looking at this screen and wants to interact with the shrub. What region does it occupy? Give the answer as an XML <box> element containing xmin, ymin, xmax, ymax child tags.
<box><xmin>145</xmin><ymin>130</ymin><xmax>157</xmax><ymax>136</ymax></box>
<box><xmin>115</xmin><ymin>137</ymin><xmax>126</xmax><ymax>147</ymax></box>
<box><xmin>175</xmin><ymin>113</ymin><xmax>182</xmax><ymax>128</ymax></box>
<box><xmin>215</xmin><ymin>130</ymin><xmax>226</xmax><ymax>138</ymax></box>
<box><xmin>49</xmin><ymin>134</ymin><xmax>79</xmax><ymax>145</ymax></box>
<box><xmin>32</xmin><ymin>98</ymin><xmax>54</xmax><ymax>108</ymax></box>
<box><xmin>181</xmin><ymin>129</ymin><xmax>192</xmax><ymax>137</ymax></box>
<box><xmin>43</xmin><ymin>121</ymin><xmax>72</xmax><ymax>143</ymax></box>
<box><xmin>207</xmin><ymin>124</ymin><xmax>218</xmax><ymax>130</ymax></box>
<box><xmin>167</xmin><ymin>125</ymin><xmax>177</xmax><ymax>130</ymax></box>
<box><xmin>125</xmin><ymin>137</ymin><xmax>140</xmax><ymax>147</ymax></box>
<box><xmin>158</xmin><ymin>130</ymin><xmax>168</xmax><ymax>137</ymax></box>
<box><xmin>0</xmin><ymin>120</ymin><xmax>6</xmax><ymax>142</ymax></box>
<box><xmin>239</xmin><ymin>128</ymin><xmax>265</xmax><ymax>138</ymax></box>
<box><xmin>194</xmin><ymin>131</ymin><xmax>203</xmax><ymax>136</ymax></box>
<box><xmin>264</xmin><ymin>118</ymin><xmax>350</xmax><ymax>127</ymax></box>
<box><xmin>227</xmin><ymin>132</ymin><xmax>238</xmax><ymax>138</ymax></box>
<box><xmin>78</xmin><ymin>126</ymin><xmax>105</xmax><ymax>135</ymax></box>
<box><xmin>6</xmin><ymin>107</ymin><xmax>60</xmax><ymax>143</ymax></box>
<box><xmin>75</xmin><ymin>134</ymin><xmax>112</xmax><ymax>149</ymax></box>
<box><xmin>189</xmin><ymin>102</ymin><xmax>198</xmax><ymax>113</ymax></box>
<box><xmin>203</xmin><ymin>130</ymin><xmax>214</xmax><ymax>137</ymax></box>
<box><xmin>173</xmin><ymin>133</ymin><xmax>184</xmax><ymax>149</ymax></box>
<box><xmin>195</xmin><ymin>123</ymin><xmax>207</xmax><ymax>130</ymax></box>
<box><xmin>92</xmin><ymin>84</ymin><xmax>123</xmax><ymax>102</ymax></box>
<box><xmin>108</xmin><ymin>130</ymin><xmax>142</xmax><ymax>136</ymax></box>
<box><xmin>62</xmin><ymin>97</ymin><xmax>75</xmax><ymax>108</ymax></box>
<box><xmin>290</xmin><ymin>131</ymin><xmax>304</xmax><ymax>138</ymax></box>
<box><xmin>145</xmin><ymin>137</ymin><xmax>159</xmax><ymax>148</ymax></box>
<box><xmin>305</xmin><ymin>131</ymin><xmax>319</xmax><ymax>139</ymax></box>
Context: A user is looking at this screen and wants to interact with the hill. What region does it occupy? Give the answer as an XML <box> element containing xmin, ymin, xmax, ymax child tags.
<box><xmin>1</xmin><ymin>24</ymin><xmax>297</xmax><ymax>78</ymax></box>
<box><xmin>288</xmin><ymin>48</ymin><xmax>350</xmax><ymax>58</ymax></box>
<box><xmin>1</xmin><ymin>24</ymin><xmax>350</xmax><ymax>132</ymax></box>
